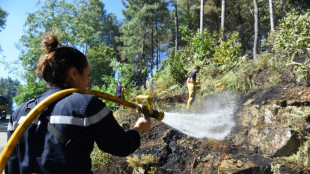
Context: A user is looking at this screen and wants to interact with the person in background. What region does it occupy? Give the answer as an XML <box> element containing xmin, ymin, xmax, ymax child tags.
<box><xmin>187</xmin><ymin>65</ymin><xmax>200</xmax><ymax>109</ymax></box>
<box><xmin>115</xmin><ymin>81</ymin><xmax>126</xmax><ymax>110</ymax></box>
<box><xmin>116</xmin><ymin>81</ymin><xmax>125</xmax><ymax>100</ymax></box>
<box><xmin>5</xmin><ymin>33</ymin><xmax>151</xmax><ymax>174</ymax></box>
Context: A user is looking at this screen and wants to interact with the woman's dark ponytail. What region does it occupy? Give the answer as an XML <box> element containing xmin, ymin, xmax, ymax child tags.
<box><xmin>36</xmin><ymin>33</ymin><xmax>88</xmax><ymax>86</ymax></box>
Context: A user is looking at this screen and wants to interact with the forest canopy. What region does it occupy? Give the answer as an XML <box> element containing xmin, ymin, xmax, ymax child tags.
<box><xmin>0</xmin><ymin>0</ymin><xmax>308</xmax><ymax>106</ymax></box>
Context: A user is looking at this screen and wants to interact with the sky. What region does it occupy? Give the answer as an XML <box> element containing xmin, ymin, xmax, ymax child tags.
<box><xmin>0</xmin><ymin>0</ymin><xmax>124</xmax><ymax>82</ymax></box>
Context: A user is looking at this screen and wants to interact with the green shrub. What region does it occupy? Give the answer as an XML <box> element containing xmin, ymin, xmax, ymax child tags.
<box><xmin>14</xmin><ymin>79</ymin><xmax>47</xmax><ymax>106</ymax></box>
<box><xmin>92</xmin><ymin>79</ymin><xmax>117</xmax><ymax>111</ymax></box>
<box><xmin>272</xmin><ymin>9</ymin><xmax>310</xmax><ymax>60</ymax></box>
<box><xmin>91</xmin><ymin>143</ymin><xmax>115</xmax><ymax>167</ymax></box>
<box><xmin>213</xmin><ymin>32</ymin><xmax>242</xmax><ymax>66</ymax></box>
<box><xmin>127</xmin><ymin>154</ymin><xmax>159</xmax><ymax>173</ymax></box>
<box><xmin>287</xmin><ymin>60</ymin><xmax>310</xmax><ymax>85</ymax></box>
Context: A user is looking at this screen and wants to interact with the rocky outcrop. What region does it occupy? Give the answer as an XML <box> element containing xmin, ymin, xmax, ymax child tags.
<box><xmin>222</xmin><ymin>84</ymin><xmax>310</xmax><ymax>173</ymax></box>
<box><xmin>126</xmin><ymin>84</ymin><xmax>310</xmax><ymax>174</ymax></box>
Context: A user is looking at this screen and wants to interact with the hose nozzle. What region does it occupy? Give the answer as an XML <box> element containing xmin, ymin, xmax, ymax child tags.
<box><xmin>136</xmin><ymin>95</ymin><xmax>165</xmax><ymax>121</ymax></box>
<box><xmin>151</xmin><ymin>109</ymin><xmax>164</xmax><ymax>121</ymax></box>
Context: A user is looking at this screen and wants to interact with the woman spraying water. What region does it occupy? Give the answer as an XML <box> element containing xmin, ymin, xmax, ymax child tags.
<box><xmin>5</xmin><ymin>33</ymin><xmax>152</xmax><ymax>173</ymax></box>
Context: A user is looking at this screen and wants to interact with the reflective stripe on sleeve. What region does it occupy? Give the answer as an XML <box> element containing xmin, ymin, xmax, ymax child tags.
<box><xmin>49</xmin><ymin>106</ymin><xmax>111</xmax><ymax>126</ymax></box>
<box><xmin>7</xmin><ymin>121</ymin><xmax>16</xmax><ymax>131</ymax></box>
<box><xmin>11</xmin><ymin>106</ymin><xmax>111</xmax><ymax>130</ymax></box>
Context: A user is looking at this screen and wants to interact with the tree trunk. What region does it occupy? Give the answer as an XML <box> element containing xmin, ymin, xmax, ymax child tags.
<box><xmin>151</xmin><ymin>26</ymin><xmax>154</xmax><ymax>76</ymax></box>
<box><xmin>187</xmin><ymin>0</ymin><xmax>190</xmax><ymax>29</ymax></box>
<box><xmin>156</xmin><ymin>22</ymin><xmax>159</xmax><ymax>70</ymax></box>
<box><xmin>269</xmin><ymin>0</ymin><xmax>274</xmax><ymax>32</ymax></box>
<box><xmin>174</xmin><ymin>0</ymin><xmax>178</xmax><ymax>56</ymax></box>
<box><xmin>200</xmin><ymin>0</ymin><xmax>204</xmax><ymax>33</ymax></box>
<box><xmin>142</xmin><ymin>31</ymin><xmax>146</xmax><ymax>61</ymax></box>
<box><xmin>253</xmin><ymin>0</ymin><xmax>258</xmax><ymax>59</ymax></box>
<box><xmin>142</xmin><ymin>31</ymin><xmax>147</xmax><ymax>86</ymax></box>
<box><xmin>221</xmin><ymin>0</ymin><xmax>225</xmax><ymax>31</ymax></box>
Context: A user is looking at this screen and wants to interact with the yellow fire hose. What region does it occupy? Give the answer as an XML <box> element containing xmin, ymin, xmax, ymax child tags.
<box><xmin>0</xmin><ymin>88</ymin><xmax>164</xmax><ymax>172</ymax></box>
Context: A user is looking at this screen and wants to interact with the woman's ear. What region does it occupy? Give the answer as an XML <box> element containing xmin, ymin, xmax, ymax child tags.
<box><xmin>67</xmin><ymin>67</ymin><xmax>78</xmax><ymax>83</ymax></box>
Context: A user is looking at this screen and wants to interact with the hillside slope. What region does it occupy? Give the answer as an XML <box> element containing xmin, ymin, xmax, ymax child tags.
<box><xmin>95</xmin><ymin>83</ymin><xmax>310</xmax><ymax>174</ymax></box>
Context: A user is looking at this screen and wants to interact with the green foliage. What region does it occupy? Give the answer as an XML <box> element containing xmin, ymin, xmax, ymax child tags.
<box><xmin>127</xmin><ymin>154</ymin><xmax>159</xmax><ymax>173</ymax></box>
<box><xmin>92</xmin><ymin>76</ymin><xmax>118</xmax><ymax>111</ymax></box>
<box><xmin>287</xmin><ymin>60</ymin><xmax>310</xmax><ymax>85</ymax></box>
<box><xmin>18</xmin><ymin>35</ymin><xmax>42</xmax><ymax>74</ymax></box>
<box><xmin>0</xmin><ymin>6</ymin><xmax>8</xmax><ymax>32</ymax></box>
<box><xmin>110</xmin><ymin>58</ymin><xmax>136</xmax><ymax>85</ymax></box>
<box><xmin>202</xmin><ymin>58</ymin><xmax>249</xmax><ymax>93</ymax></box>
<box><xmin>272</xmin><ymin>10</ymin><xmax>310</xmax><ymax>60</ymax></box>
<box><xmin>164</xmin><ymin>54</ymin><xmax>188</xmax><ymax>84</ymax></box>
<box><xmin>166</xmin><ymin>29</ymin><xmax>243</xmax><ymax>87</ymax></box>
<box><xmin>91</xmin><ymin>143</ymin><xmax>115</xmax><ymax>167</ymax></box>
<box><xmin>222</xmin><ymin>0</ymin><xmax>310</xmax><ymax>53</ymax></box>
<box><xmin>286</xmin><ymin>108</ymin><xmax>310</xmax><ymax>136</ymax></box>
<box><xmin>213</xmin><ymin>32</ymin><xmax>242</xmax><ymax>66</ymax></box>
<box><xmin>189</xmin><ymin>30</ymin><xmax>217</xmax><ymax>62</ymax></box>
<box><xmin>176</xmin><ymin>0</ymin><xmax>200</xmax><ymax>31</ymax></box>
<box><xmin>17</xmin><ymin>0</ymin><xmax>121</xmax><ymax>90</ymax></box>
<box><xmin>13</xmin><ymin>79</ymin><xmax>47</xmax><ymax>106</ymax></box>
<box><xmin>166</xmin><ymin>30</ymin><xmax>216</xmax><ymax>85</ymax></box>
<box><xmin>154</xmin><ymin>68</ymin><xmax>178</xmax><ymax>95</ymax></box>
<box><xmin>263</xmin><ymin>10</ymin><xmax>310</xmax><ymax>85</ymax></box>
<box><xmin>186</xmin><ymin>9</ymin><xmax>309</xmax><ymax>105</ymax></box>
<box><xmin>92</xmin><ymin>75</ymin><xmax>138</xmax><ymax>112</ymax></box>
<box><xmin>118</xmin><ymin>0</ymin><xmax>170</xmax><ymax>86</ymax></box>
<box><xmin>88</xmin><ymin>46</ymin><xmax>117</xmax><ymax>86</ymax></box>
<box><xmin>210</xmin><ymin>52</ymin><xmax>285</xmax><ymax>93</ymax></box>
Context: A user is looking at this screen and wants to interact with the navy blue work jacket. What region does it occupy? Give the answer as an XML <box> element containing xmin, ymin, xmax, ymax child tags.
<box><xmin>5</xmin><ymin>85</ymin><xmax>140</xmax><ymax>174</ymax></box>
<box><xmin>188</xmin><ymin>72</ymin><xmax>197</xmax><ymax>80</ymax></box>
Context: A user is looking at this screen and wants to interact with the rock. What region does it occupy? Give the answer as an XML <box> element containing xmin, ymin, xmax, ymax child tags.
<box><xmin>264</xmin><ymin>108</ymin><xmax>273</xmax><ymax>124</ymax></box>
<box><xmin>236</xmin><ymin>160</ymin><xmax>243</xmax><ymax>168</ymax></box>
<box><xmin>243</xmin><ymin>99</ymin><xmax>254</xmax><ymax>106</ymax></box>
<box><xmin>201</xmin><ymin>154</ymin><xmax>213</xmax><ymax>163</ymax></box>
<box><xmin>135</xmin><ymin>167</ymin><xmax>145</xmax><ymax>174</ymax></box>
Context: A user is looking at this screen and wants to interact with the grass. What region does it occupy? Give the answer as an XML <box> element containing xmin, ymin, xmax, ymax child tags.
<box><xmin>91</xmin><ymin>143</ymin><xmax>115</xmax><ymax>167</ymax></box>
<box><xmin>127</xmin><ymin>154</ymin><xmax>159</xmax><ymax>173</ymax></box>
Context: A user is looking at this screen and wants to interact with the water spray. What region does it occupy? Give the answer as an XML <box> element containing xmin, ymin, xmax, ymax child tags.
<box><xmin>162</xmin><ymin>92</ymin><xmax>237</xmax><ymax>140</ymax></box>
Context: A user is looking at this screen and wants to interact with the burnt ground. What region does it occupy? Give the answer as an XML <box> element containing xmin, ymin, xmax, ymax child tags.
<box><xmin>92</xmin><ymin>82</ymin><xmax>310</xmax><ymax>174</ymax></box>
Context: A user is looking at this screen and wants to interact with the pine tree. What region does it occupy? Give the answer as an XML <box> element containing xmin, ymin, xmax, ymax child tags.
<box><xmin>0</xmin><ymin>6</ymin><xmax>8</xmax><ymax>32</ymax></box>
<box><xmin>118</xmin><ymin>0</ymin><xmax>170</xmax><ymax>86</ymax></box>
<box><xmin>0</xmin><ymin>6</ymin><xmax>8</xmax><ymax>53</ymax></box>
